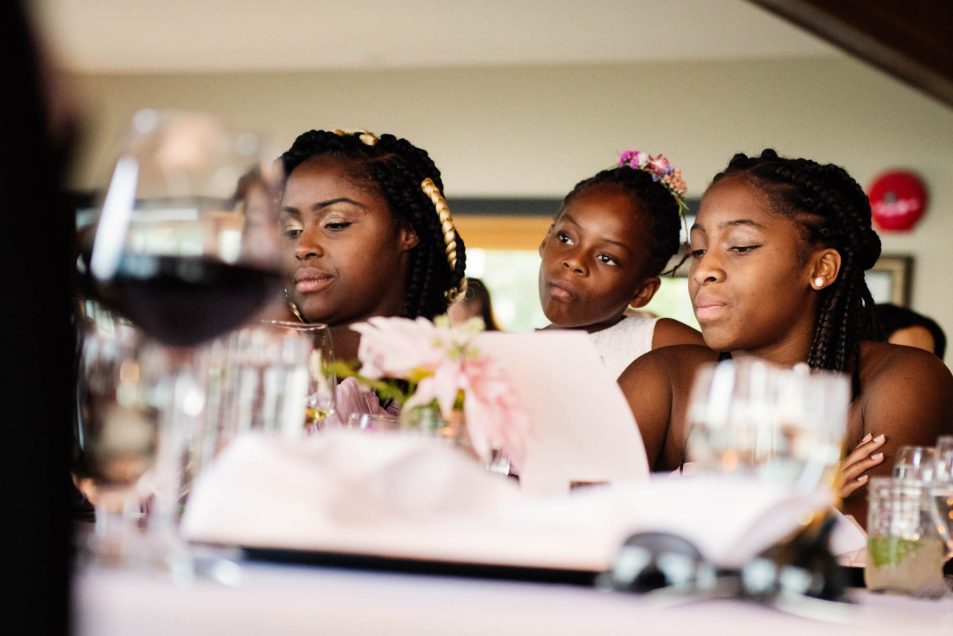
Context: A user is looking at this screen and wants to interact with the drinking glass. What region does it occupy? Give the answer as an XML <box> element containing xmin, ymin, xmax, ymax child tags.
<box><xmin>927</xmin><ymin>444</ymin><xmax>953</xmax><ymax>561</ymax></box>
<box><xmin>346</xmin><ymin>413</ymin><xmax>402</xmax><ymax>431</ymax></box>
<box><xmin>893</xmin><ymin>446</ymin><xmax>937</xmax><ymax>482</ymax></box>
<box><xmin>83</xmin><ymin>109</ymin><xmax>283</xmax><ymax>572</ymax></box>
<box><xmin>74</xmin><ymin>318</ymin><xmax>160</xmax><ymax>564</ymax></box>
<box><xmin>265</xmin><ymin>321</ymin><xmax>337</xmax><ymax>431</ymax></box>
<box><xmin>866</xmin><ymin>477</ymin><xmax>948</xmax><ymax>597</ymax></box>
<box><xmin>685</xmin><ymin>358</ymin><xmax>850</xmax><ymax>493</ymax></box>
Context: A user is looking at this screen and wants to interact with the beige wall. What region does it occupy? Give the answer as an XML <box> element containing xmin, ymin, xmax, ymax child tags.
<box><xmin>63</xmin><ymin>56</ymin><xmax>953</xmax><ymax>359</ymax></box>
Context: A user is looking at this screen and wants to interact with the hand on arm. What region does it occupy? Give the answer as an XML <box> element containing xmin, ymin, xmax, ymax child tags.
<box><xmin>842</xmin><ymin>345</ymin><xmax>953</xmax><ymax>523</ymax></box>
<box><xmin>838</xmin><ymin>432</ymin><xmax>885</xmax><ymax>498</ymax></box>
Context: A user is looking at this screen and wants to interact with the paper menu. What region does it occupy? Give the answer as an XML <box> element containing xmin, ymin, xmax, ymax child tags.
<box><xmin>475</xmin><ymin>330</ymin><xmax>649</xmax><ymax>495</ymax></box>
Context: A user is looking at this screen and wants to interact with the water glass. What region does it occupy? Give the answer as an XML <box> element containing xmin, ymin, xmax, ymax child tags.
<box><xmin>893</xmin><ymin>446</ymin><xmax>937</xmax><ymax>482</ymax></box>
<box><xmin>685</xmin><ymin>358</ymin><xmax>849</xmax><ymax>492</ymax></box>
<box><xmin>265</xmin><ymin>321</ymin><xmax>336</xmax><ymax>430</ymax></box>
<box><xmin>866</xmin><ymin>477</ymin><xmax>947</xmax><ymax>597</ymax></box>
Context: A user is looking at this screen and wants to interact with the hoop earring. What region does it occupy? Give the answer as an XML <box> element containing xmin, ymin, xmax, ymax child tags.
<box><xmin>284</xmin><ymin>289</ymin><xmax>305</xmax><ymax>322</ymax></box>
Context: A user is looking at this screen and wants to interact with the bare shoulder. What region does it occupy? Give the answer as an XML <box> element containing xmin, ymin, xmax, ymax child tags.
<box><xmin>652</xmin><ymin>317</ymin><xmax>706</xmax><ymax>349</ymax></box>
<box><xmin>857</xmin><ymin>340</ymin><xmax>953</xmax><ymax>442</ymax></box>
<box><xmin>619</xmin><ymin>344</ymin><xmax>717</xmax><ymax>387</ymax></box>
<box><xmin>859</xmin><ymin>340</ymin><xmax>953</xmax><ymax>396</ymax></box>
<box><xmin>618</xmin><ymin>344</ymin><xmax>717</xmax><ymax>469</ymax></box>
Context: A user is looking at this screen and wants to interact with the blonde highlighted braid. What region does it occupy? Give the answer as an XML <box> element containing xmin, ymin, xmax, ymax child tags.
<box><xmin>421</xmin><ymin>178</ymin><xmax>467</xmax><ymax>302</ymax></box>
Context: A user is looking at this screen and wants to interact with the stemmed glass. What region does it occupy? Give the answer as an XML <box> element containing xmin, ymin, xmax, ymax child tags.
<box><xmin>685</xmin><ymin>358</ymin><xmax>850</xmax><ymax>494</ymax></box>
<box><xmin>84</xmin><ymin>109</ymin><xmax>283</xmax><ymax>571</ymax></box>
<box><xmin>73</xmin><ymin>315</ymin><xmax>160</xmax><ymax>564</ymax></box>
<box><xmin>927</xmin><ymin>445</ymin><xmax>953</xmax><ymax>563</ymax></box>
<box><xmin>265</xmin><ymin>321</ymin><xmax>337</xmax><ymax>431</ymax></box>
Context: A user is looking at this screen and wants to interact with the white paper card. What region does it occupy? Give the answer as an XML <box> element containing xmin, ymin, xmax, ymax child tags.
<box><xmin>475</xmin><ymin>330</ymin><xmax>649</xmax><ymax>495</ymax></box>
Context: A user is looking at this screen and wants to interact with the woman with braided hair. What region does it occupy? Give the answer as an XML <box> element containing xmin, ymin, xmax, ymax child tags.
<box><xmin>278</xmin><ymin>129</ymin><xmax>466</xmax><ymax>364</ymax></box>
<box><xmin>618</xmin><ymin>149</ymin><xmax>953</xmax><ymax>526</ymax></box>
<box><xmin>277</xmin><ymin>129</ymin><xmax>466</xmax><ymax>423</ymax></box>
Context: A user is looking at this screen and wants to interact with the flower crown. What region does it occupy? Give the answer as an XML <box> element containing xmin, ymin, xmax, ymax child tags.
<box><xmin>617</xmin><ymin>150</ymin><xmax>688</xmax><ymax>216</ymax></box>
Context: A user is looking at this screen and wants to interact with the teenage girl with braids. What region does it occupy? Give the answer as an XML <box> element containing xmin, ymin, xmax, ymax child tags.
<box><xmin>538</xmin><ymin>150</ymin><xmax>704</xmax><ymax>378</ymax></box>
<box><xmin>278</xmin><ymin>128</ymin><xmax>466</xmax><ymax>362</ymax></box>
<box><xmin>277</xmin><ymin>129</ymin><xmax>466</xmax><ymax>420</ymax></box>
<box><xmin>617</xmin><ymin>149</ymin><xmax>953</xmax><ymax>526</ymax></box>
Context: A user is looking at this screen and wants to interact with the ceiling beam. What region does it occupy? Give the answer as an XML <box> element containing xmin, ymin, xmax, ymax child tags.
<box><xmin>749</xmin><ymin>0</ymin><xmax>953</xmax><ymax>108</ymax></box>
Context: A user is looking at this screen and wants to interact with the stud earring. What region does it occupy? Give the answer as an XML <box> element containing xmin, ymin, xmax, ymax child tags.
<box><xmin>813</xmin><ymin>277</ymin><xmax>825</xmax><ymax>288</ymax></box>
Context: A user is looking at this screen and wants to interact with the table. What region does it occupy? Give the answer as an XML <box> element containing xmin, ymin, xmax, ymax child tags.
<box><xmin>75</xmin><ymin>557</ymin><xmax>953</xmax><ymax>635</ymax></box>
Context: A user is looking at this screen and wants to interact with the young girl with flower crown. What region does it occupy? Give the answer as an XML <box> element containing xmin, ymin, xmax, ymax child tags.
<box><xmin>538</xmin><ymin>150</ymin><xmax>705</xmax><ymax>377</ymax></box>
<box><xmin>618</xmin><ymin>149</ymin><xmax>953</xmax><ymax>525</ymax></box>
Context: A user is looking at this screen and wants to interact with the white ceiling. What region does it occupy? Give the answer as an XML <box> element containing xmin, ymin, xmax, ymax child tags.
<box><xmin>32</xmin><ymin>0</ymin><xmax>839</xmax><ymax>74</ymax></box>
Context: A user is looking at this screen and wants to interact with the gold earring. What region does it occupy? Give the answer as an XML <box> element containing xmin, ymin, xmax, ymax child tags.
<box><xmin>626</xmin><ymin>304</ymin><xmax>640</xmax><ymax>313</ymax></box>
<box><xmin>284</xmin><ymin>289</ymin><xmax>305</xmax><ymax>322</ymax></box>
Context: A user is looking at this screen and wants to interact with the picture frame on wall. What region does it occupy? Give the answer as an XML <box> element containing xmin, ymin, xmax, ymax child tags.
<box><xmin>866</xmin><ymin>255</ymin><xmax>913</xmax><ymax>307</ymax></box>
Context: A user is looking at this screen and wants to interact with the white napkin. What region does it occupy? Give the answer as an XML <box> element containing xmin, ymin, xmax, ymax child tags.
<box><xmin>183</xmin><ymin>432</ymin><xmax>854</xmax><ymax>571</ymax></box>
<box><xmin>833</xmin><ymin>513</ymin><xmax>868</xmax><ymax>567</ymax></box>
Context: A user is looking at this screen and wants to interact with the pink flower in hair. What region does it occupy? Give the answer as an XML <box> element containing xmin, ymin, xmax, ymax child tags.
<box><xmin>619</xmin><ymin>150</ymin><xmax>642</xmax><ymax>169</ymax></box>
<box><xmin>647</xmin><ymin>154</ymin><xmax>670</xmax><ymax>173</ymax></box>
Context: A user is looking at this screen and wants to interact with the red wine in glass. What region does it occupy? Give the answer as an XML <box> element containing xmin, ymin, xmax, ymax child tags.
<box><xmin>100</xmin><ymin>253</ymin><xmax>282</xmax><ymax>347</ymax></box>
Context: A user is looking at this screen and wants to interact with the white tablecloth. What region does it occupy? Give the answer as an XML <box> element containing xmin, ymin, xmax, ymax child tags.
<box><xmin>75</xmin><ymin>559</ymin><xmax>953</xmax><ymax>636</ymax></box>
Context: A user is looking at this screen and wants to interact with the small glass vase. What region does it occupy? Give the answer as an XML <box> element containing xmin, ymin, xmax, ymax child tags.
<box><xmin>401</xmin><ymin>404</ymin><xmax>510</xmax><ymax>475</ymax></box>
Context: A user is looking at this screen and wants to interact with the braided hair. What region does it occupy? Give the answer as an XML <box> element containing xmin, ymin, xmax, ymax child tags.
<box><xmin>280</xmin><ymin>130</ymin><xmax>466</xmax><ymax>320</ymax></box>
<box><xmin>562</xmin><ymin>166</ymin><xmax>684</xmax><ymax>277</ymax></box>
<box><xmin>712</xmin><ymin>149</ymin><xmax>883</xmax><ymax>373</ymax></box>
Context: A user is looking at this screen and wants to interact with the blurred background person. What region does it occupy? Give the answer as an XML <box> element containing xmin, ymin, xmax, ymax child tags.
<box><xmin>876</xmin><ymin>302</ymin><xmax>946</xmax><ymax>359</ymax></box>
<box><xmin>449</xmin><ymin>277</ymin><xmax>502</xmax><ymax>331</ymax></box>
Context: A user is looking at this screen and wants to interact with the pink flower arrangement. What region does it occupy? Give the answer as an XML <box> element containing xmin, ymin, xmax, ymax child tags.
<box><xmin>350</xmin><ymin>316</ymin><xmax>531</xmax><ymax>466</ymax></box>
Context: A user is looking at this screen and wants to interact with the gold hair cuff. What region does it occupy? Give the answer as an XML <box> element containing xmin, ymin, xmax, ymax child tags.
<box><xmin>421</xmin><ymin>177</ymin><xmax>466</xmax><ymax>302</ymax></box>
<box><xmin>333</xmin><ymin>128</ymin><xmax>378</xmax><ymax>146</ymax></box>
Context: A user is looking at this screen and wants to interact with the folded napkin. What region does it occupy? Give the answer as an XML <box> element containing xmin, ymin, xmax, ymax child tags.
<box><xmin>183</xmin><ymin>432</ymin><xmax>861</xmax><ymax>571</ymax></box>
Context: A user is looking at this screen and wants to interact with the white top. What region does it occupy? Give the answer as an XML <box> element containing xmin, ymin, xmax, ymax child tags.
<box><xmin>587</xmin><ymin>314</ymin><xmax>658</xmax><ymax>379</ymax></box>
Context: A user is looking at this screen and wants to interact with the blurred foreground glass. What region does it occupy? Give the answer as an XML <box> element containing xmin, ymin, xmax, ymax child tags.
<box><xmin>685</xmin><ymin>358</ymin><xmax>849</xmax><ymax>492</ymax></box>
<box><xmin>85</xmin><ymin>109</ymin><xmax>283</xmax><ymax>344</ymax></box>
<box><xmin>186</xmin><ymin>322</ymin><xmax>335</xmax><ymax>488</ymax></box>
<box><xmin>74</xmin><ymin>320</ymin><xmax>159</xmax><ymax>564</ymax></box>
<box><xmin>865</xmin><ymin>477</ymin><xmax>947</xmax><ymax>597</ymax></box>
<box><xmin>82</xmin><ymin>109</ymin><xmax>283</xmax><ymax>576</ymax></box>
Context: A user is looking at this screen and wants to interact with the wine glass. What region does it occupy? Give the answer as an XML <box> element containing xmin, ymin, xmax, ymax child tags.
<box><xmin>84</xmin><ymin>109</ymin><xmax>283</xmax><ymax>571</ymax></box>
<box><xmin>74</xmin><ymin>316</ymin><xmax>160</xmax><ymax>564</ymax></box>
<box><xmin>265</xmin><ymin>321</ymin><xmax>337</xmax><ymax>431</ymax></box>
<box><xmin>927</xmin><ymin>445</ymin><xmax>953</xmax><ymax>562</ymax></box>
<box><xmin>685</xmin><ymin>358</ymin><xmax>850</xmax><ymax>494</ymax></box>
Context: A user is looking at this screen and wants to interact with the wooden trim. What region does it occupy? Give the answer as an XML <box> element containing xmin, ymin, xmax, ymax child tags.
<box><xmin>454</xmin><ymin>215</ymin><xmax>552</xmax><ymax>250</ymax></box>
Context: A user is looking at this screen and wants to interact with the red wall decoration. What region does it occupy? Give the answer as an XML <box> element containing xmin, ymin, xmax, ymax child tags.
<box><xmin>868</xmin><ymin>170</ymin><xmax>928</xmax><ymax>232</ymax></box>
